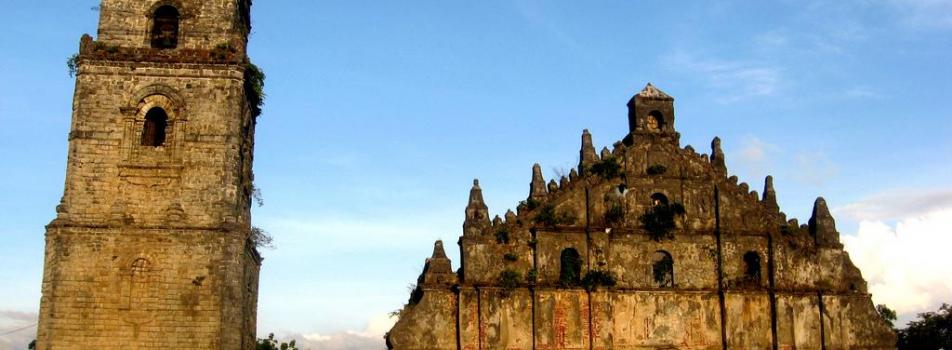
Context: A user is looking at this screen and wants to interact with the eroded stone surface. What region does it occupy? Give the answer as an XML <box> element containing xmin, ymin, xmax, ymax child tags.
<box><xmin>388</xmin><ymin>84</ymin><xmax>896</xmax><ymax>350</ymax></box>
<box><xmin>37</xmin><ymin>1</ymin><xmax>260</xmax><ymax>349</ymax></box>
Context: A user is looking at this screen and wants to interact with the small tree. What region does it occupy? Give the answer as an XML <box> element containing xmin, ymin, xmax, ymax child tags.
<box><xmin>897</xmin><ymin>303</ymin><xmax>952</xmax><ymax>350</ymax></box>
<box><xmin>877</xmin><ymin>304</ymin><xmax>897</xmax><ymax>325</ymax></box>
<box><xmin>256</xmin><ymin>333</ymin><xmax>298</xmax><ymax>350</ymax></box>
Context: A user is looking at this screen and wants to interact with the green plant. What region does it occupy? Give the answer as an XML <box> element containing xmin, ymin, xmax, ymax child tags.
<box><xmin>504</xmin><ymin>252</ymin><xmax>518</xmax><ymax>262</ymax></box>
<box><xmin>256</xmin><ymin>333</ymin><xmax>298</xmax><ymax>350</ymax></box>
<box><xmin>582</xmin><ymin>270</ymin><xmax>617</xmax><ymax>291</ymax></box>
<box><xmin>604</xmin><ymin>204</ymin><xmax>624</xmax><ymax>225</ymax></box>
<box><xmin>525</xmin><ymin>268</ymin><xmax>538</xmax><ymax>284</ymax></box>
<box><xmin>876</xmin><ymin>304</ymin><xmax>897</xmax><ymax>325</ymax></box>
<box><xmin>779</xmin><ymin>224</ymin><xmax>793</xmax><ymax>236</ymax></box>
<box><xmin>494</xmin><ymin>229</ymin><xmax>510</xmax><ymax>244</ymax></box>
<box><xmin>212</xmin><ymin>42</ymin><xmax>237</xmax><ymax>60</ymax></box>
<box><xmin>250</xmin><ymin>226</ymin><xmax>273</xmax><ymax>249</ymax></box>
<box><xmin>66</xmin><ymin>53</ymin><xmax>80</xmax><ymax>77</ymax></box>
<box><xmin>244</xmin><ymin>62</ymin><xmax>266</xmax><ymax>118</ymax></box>
<box><xmin>534</xmin><ymin>205</ymin><xmax>576</xmax><ymax>227</ymax></box>
<box><xmin>497</xmin><ymin>269</ymin><xmax>521</xmax><ymax>296</ymax></box>
<box><xmin>646</xmin><ymin>164</ymin><xmax>667</xmax><ymax>175</ymax></box>
<box><xmin>588</xmin><ymin>158</ymin><xmax>622</xmax><ymax>179</ymax></box>
<box><xmin>639</xmin><ymin>203</ymin><xmax>686</xmax><ymax>241</ymax></box>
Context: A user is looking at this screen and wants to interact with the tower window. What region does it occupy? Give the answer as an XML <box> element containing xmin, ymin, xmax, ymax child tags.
<box><xmin>652</xmin><ymin>250</ymin><xmax>673</xmax><ymax>288</ymax></box>
<box><xmin>141</xmin><ymin>107</ymin><xmax>169</xmax><ymax>147</ymax></box>
<box><xmin>743</xmin><ymin>251</ymin><xmax>762</xmax><ymax>282</ymax></box>
<box><xmin>559</xmin><ymin>248</ymin><xmax>581</xmax><ymax>287</ymax></box>
<box><xmin>646</xmin><ymin>110</ymin><xmax>665</xmax><ymax>131</ymax></box>
<box><xmin>151</xmin><ymin>5</ymin><xmax>180</xmax><ymax>49</ymax></box>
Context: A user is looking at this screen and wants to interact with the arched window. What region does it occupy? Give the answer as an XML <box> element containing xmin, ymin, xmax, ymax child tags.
<box><xmin>743</xmin><ymin>251</ymin><xmax>761</xmax><ymax>282</ymax></box>
<box><xmin>122</xmin><ymin>258</ymin><xmax>150</xmax><ymax>309</ymax></box>
<box><xmin>652</xmin><ymin>250</ymin><xmax>673</xmax><ymax>288</ymax></box>
<box><xmin>141</xmin><ymin>107</ymin><xmax>169</xmax><ymax>147</ymax></box>
<box><xmin>651</xmin><ymin>193</ymin><xmax>669</xmax><ymax>206</ymax></box>
<box><xmin>559</xmin><ymin>248</ymin><xmax>581</xmax><ymax>287</ymax></box>
<box><xmin>646</xmin><ymin>110</ymin><xmax>665</xmax><ymax>131</ymax></box>
<box><xmin>151</xmin><ymin>5</ymin><xmax>180</xmax><ymax>49</ymax></box>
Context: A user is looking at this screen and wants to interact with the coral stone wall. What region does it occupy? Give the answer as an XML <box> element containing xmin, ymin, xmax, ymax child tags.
<box><xmin>388</xmin><ymin>85</ymin><xmax>896</xmax><ymax>350</ymax></box>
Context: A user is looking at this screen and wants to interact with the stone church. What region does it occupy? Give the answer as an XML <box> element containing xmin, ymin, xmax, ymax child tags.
<box><xmin>387</xmin><ymin>84</ymin><xmax>897</xmax><ymax>349</ymax></box>
<box><xmin>36</xmin><ymin>0</ymin><xmax>261</xmax><ymax>349</ymax></box>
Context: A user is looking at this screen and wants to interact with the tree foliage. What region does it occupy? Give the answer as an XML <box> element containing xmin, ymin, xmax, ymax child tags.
<box><xmin>897</xmin><ymin>303</ymin><xmax>952</xmax><ymax>350</ymax></box>
<box><xmin>256</xmin><ymin>333</ymin><xmax>298</xmax><ymax>350</ymax></box>
<box><xmin>877</xmin><ymin>304</ymin><xmax>897</xmax><ymax>324</ymax></box>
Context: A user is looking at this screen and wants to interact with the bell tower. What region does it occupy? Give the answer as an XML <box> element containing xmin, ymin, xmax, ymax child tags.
<box><xmin>37</xmin><ymin>1</ymin><xmax>262</xmax><ymax>349</ymax></box>
<box><xmin>625</xmin><ymin>83</ymin><xmax>680</xmax><ymax>145</ymax></box>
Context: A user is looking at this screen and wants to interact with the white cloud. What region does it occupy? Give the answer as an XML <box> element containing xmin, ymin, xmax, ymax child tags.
<box><xmin>664</xmin><ymin>51</ymin><xmax>783</xmax><ymax>103</ymax></box>
<box><xmin>835</xmin><ymin>188</ymin><xmax>952</xmax><ymax>221</ymax></box>
<box><xmin>281</xmin><ymin>313</ymin><xmax>397</xmax><ymax>350</ymax></box>
<box><xmin>839</xmin><ymin>190</ymin><xmax>952</xmax><ymax>326</ymax></box>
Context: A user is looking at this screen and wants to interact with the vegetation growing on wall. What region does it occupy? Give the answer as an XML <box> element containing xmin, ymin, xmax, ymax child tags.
<box><xmin>534</xmin><ymin>205</ymin><xmax>576</xmax><ymax>227</ymax></box>
<box><xmin>604</xmin><ymin>204</ymin><xmax>624</xmax><ymax>226</ymax></box>
<box><xmin>66</xmin><ymin>54</ymin><xmax>80</xmax><ymax>77</ymax></box>
<box><xmin>587</xmin><ymin>157</ymin><xmax>622</xmax><ymax>179</ymax></box>
<box><xmin>497</xmin><ymin>269</ymin><xmax>521</xmax><ymax>296</ymax></box>
<box><xmin>245</xmin><ymin>62</ymin><xmax>266</xmax><ymax>118</ymax></box>
<box><xmin>494</xmin><ymin>229</ymin><xmax>510</xmax><ymax>244</ymax></box>
<box><xmin>646</xmin><ymin>164</ymin><xmax>667</xmax><ymax>175</ymax></box>
<box><xmin>640</xmin><ymin>203</ymin><xmax>686</xmax><ymax>241</ymax></box>
<box><xmin>250</xmin><ymin>226</ymin><xmax>274</xmax><ymax>249</ymax></box>
<box><xmin>582</xmin><ymin>270</ymin><xmax>617</xmax><ymax>291</ymax></box>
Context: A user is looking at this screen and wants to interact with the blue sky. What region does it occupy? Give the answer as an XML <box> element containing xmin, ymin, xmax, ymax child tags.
<box><xmin>2</xmin><ymin>1</ymin><xmax>951</xmax><ymax>348</ymax></box>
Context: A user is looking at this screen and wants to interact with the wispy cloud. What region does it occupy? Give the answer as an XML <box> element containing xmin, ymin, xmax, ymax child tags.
<box><xmin>0</xmin><ymin>310</ymin><xmax>37</xmax><ymax>350</ymax></box>
<box><xmin>663</xmin><ymin>51</ymin><xmax>783</xmax><ymax>103</ymax></box>
<box><xmin>730</xmin><ymin>136</ymin><xmax>781</xmax><ymax>181</ymax></box>
<box><xmin>792</xmin><ymin>151</ymin><xmax>838</xmax><ymax>186</ymax></box>
<box><xmin>890</xmin><ymin>0</ymin><xmax>952</xmax><ymax>29</ymax></box>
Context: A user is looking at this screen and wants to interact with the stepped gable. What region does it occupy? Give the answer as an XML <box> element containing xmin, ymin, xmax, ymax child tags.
<box><xmin>387</xmin><ymin>83</ymin><xmax>896</xmax><ymax>350</ymax></box>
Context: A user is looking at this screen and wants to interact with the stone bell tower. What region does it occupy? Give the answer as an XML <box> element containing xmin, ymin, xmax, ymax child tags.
<box><xmin>36</xmin><ymin>1</ymin><xmax>261</xmax><ymax>349</ymax></box>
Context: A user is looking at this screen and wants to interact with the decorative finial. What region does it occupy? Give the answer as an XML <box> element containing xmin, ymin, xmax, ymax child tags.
<box><xmin>529</xmin><ymin>164</ymin><xmax>547</xmax><ymax>201</ymax></box>
<box><xmin>762</xmin><ymin>176</ymin><xmax>779</xmax><ymax>210</ymax></box>
<box><xmin>579</xmin><ymin>129</ymin><xmax>598</xmax><ymax>174</ymax></box>
<box><xmin>809</xmin><ymin>197</ymin><xmax>841</xmax><ymax>247</ymax></box>
<box><xmin>463</xmin><ymin>179</ymin><xmax>490</xmax><ymax>236</ymax></box>
<box><xmin>711</xmin><ymin>137</ymin><xmax>726</xmax><ymax>175</ymax></box>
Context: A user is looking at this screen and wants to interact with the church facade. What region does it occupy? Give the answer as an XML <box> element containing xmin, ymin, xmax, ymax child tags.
<box><xmin>36</xmin><ymin>1</ymin><xmax>261</xmax><ymax>348</ymax></box>
<box><xmin>388</xmin><ymin>84</ymin><xmax>896</xmax><ymax>349</ymax></box>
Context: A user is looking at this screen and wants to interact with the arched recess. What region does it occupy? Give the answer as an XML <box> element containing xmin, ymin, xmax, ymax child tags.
<box><xmin>559</xmin><ymin>248</ymin><xmax>582</xmax><ymax>287</ymax></box>
<box><xmin>651</xmin><ymin>192</ymin><xmax>669</xmax><ymax>206</ymax></box>
<box><xmin>646</xmin><ymin>110</ymin><xmax>666</xmax><ymax>131</ymax></box>
<box><xmin>150</xmin><ymin>5</ymin><xmax>180</xmax><ymax>49</ymax></box>
<box><xmin>141</xmin><ymin>108</ymin><xmax>169</xmax><ymax>146</ymax></box>
<box><xmin>743</xmin><ymin>251</ymin><xmax>762</xmax><ymax>283</ymax></box>
<box><xmin>652</xmin><ymin>250</ymin><xmax>674</xmax><ymax>288</ymax></box>
<box><xmin>134</xmin><ymin>94</ymin><xmax>180</xmax><ymax>148</ymax></box>
<box><xmin>120</xmin><ymin>257</ymin><xmax>153</xmax><ymax>310</ymax></box>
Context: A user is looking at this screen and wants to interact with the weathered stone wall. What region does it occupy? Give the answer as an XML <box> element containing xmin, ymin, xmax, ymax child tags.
<box><xmin>97</xmin><ymin>0</ymin><xmax>249</xmax><ymax>51</ymax></box>
<box><xmin>389</xmin><ymin>84</ymin><xmax>896</xmax><ymax>349</ymax></box>
<box><xmin>37</xmin><ymin>1</ymin><xmax>260</xmax><ymax>349</ymax></box>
